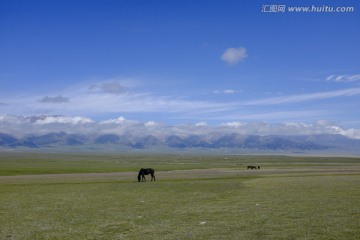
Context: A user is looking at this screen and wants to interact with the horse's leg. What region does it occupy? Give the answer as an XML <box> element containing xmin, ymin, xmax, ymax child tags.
<box><xmin>151</xmin><ymin>173</ymin><xmax>155</xmax><ymax>181</ymax></box>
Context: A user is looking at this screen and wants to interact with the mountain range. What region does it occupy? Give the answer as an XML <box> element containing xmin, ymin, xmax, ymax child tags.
<box><xmin>1</xmin><ymin>131</ymin><xmax>360</xmax><ymax>154</ymax></box>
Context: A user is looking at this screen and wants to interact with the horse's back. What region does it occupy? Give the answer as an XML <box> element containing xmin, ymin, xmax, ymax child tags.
<box><xmin>140</xmin><ymin>168</ymin><xmax>155</xmax><ymax>174</ymax></box>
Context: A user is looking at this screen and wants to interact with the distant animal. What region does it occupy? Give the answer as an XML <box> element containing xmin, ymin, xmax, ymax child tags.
<box><xmin>138</xmin><ymin>168</ymin><xmax>155</xmax><ymax>182</ymax></box>
<box><xmin>247</xmin><ymin>165</ymin><xmax>260</xmax><ymax>170</ymax></box>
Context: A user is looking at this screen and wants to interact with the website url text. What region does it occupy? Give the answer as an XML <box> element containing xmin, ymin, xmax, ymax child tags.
<box><xmin>261</xmin><ymin>5</ymin><xmax>355</xmax><ymax>13</ymax></box>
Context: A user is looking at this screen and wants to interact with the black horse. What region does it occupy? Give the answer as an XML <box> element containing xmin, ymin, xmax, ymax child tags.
<box><xmin>247</xmin><ymin>165</ymin><xmax>260</xmax><ymax>170</ymax></box>
<box><xmin>137</xmin><ymin>168</ymin><xmax>155</xmax><ymax>182</ymax></box>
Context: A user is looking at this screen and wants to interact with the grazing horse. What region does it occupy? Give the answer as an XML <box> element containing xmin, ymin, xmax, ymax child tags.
<box><xmin>247</xmin><ymin>165</ymin><xmax>260</xmax><ymax>170</ymax></box>
<box><xmin>138</xmin><ymin>168</ymin><xmax>155</xmax><ymax>182</ymax></box>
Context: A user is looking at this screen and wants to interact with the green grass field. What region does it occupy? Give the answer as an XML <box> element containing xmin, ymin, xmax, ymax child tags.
<box><xmin>1</xmin><ymin>152</ymin><xmax>359</xmax><ymax>239</ymax></box>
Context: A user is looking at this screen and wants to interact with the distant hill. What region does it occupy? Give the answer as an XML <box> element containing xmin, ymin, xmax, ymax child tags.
<box><xmin>0</xmin><ymin>133</ymin><xmax>19</xmax><ymax>147</ymax></box>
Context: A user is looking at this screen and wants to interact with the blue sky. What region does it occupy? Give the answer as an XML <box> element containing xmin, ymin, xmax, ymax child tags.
<box><xmin>1</xmin><ymin>0</ymin><xmax>360</xmax><ymax>130</ymax></box>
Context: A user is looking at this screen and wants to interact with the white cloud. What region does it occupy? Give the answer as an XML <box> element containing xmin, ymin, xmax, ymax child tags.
<box><xmin>100</xmin><ymin>116</ymin><xmax>128</xmax><ymax>125</ymax></box>
<box><xmin>221</xmin><ymin>47</ymin><xmax>247</xmax><ymax>65</ymax></box>
<box><xmin>1</xmin><ymin>114</ymin><xmax>360</xmax><ymax>139</ymax></box>
<box><xmin>221</xmin><ymin>122</ymin><xmax>246</xmax><ymax>128</ymax></box>
<box><xmin>145</xmin><ymin>121</ymin><xmax>163</xmax><ymax>127</ymax></box>
<box><xmin>326</xmin><ymin>75</ymin><xmax>335</xmax><ymax>81</ymax></box>
<box><xmin>326</xmin><ymin>74</ymin><xmax>360</xmax><ymax>82</ymax></box>
<box><xmin>33</xmin><ymin>116</ymin><xmax>94</xmax><ymax>125</ymax></box>
<box><xmin>0</xmin><ymin>115</ymin><xmax>96</xmax><ymax>137</ymax></box>
<box><xmin>219</xmin><ymin>120</ymin><xmax>360</xmax><ymax>138</ymax></box>
<box><xmin>214</xmin><ymin>89</ymin><xmax>238</xmax><ymax>94</ymax></box>
<box><xmin>100</xmin><ymin>116</ymin><xmax>139</xmax><ymax>126</ymax></box>
<box><xmin>223</xmin><ymin>89</ymin><xmax>236</xmax><ymax>94</ymax></box>
<box><xmin>195</xmin><ymin>121</ymin><xmax>208</xmax><ymax>127</ymax></box>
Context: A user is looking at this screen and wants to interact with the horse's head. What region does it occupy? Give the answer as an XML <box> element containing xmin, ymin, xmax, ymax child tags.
<box><xmin>137</xmin><ymin>174</ymin><xmax>141</xmax><ymax>182</ymax></box>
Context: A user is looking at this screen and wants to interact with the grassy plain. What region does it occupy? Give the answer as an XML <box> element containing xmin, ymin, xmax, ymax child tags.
<box><xmin>0</xmin><ymin>151</ymin><xmax>359</xmax><ymax>239</ymax></box>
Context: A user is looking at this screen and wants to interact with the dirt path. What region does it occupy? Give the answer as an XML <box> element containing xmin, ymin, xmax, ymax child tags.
<box><xmin>1</xmin><ymin>167</ymin><xmax>360</xmax><ymax>185</ymax></box>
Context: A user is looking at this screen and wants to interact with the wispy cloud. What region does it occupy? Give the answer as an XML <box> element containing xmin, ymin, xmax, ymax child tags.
<box><xmin>243</xmin><ymin>88</ymin><xmax>360</xmax><ymax>105</ymax></box>
<box><xmin>213</xmin><ymin>89</ymin><xmax>239</xmax><ymax>94</ymax></box>
<box><xmin>326</xmin><ymin>74</ymin><xmax>360</xmax><ymax>82</ymax></box>
<box><xmin>213</xmin><ymin>110</ymin><xmax>328</xmax><ymax>122</ymax></box>
<box><xmin>89</xmin><ymin>82</ymin><xmax>128</xmax><ymax>94</ymax></box>
<box><xmin>2</xmin><ymin>77</ymin><xmax>360</xmax><ymax>126</ymax></box>
<box><xmin>221</xmin><ymin>47</ymin><xmax>247</xmax><ymax>65</ymax></box>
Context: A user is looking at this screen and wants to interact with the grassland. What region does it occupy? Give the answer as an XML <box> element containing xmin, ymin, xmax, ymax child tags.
<box><xmin>1</xmin><ymin>151</ymin><xmax>360</xmax><ymax>239</ymax></box>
